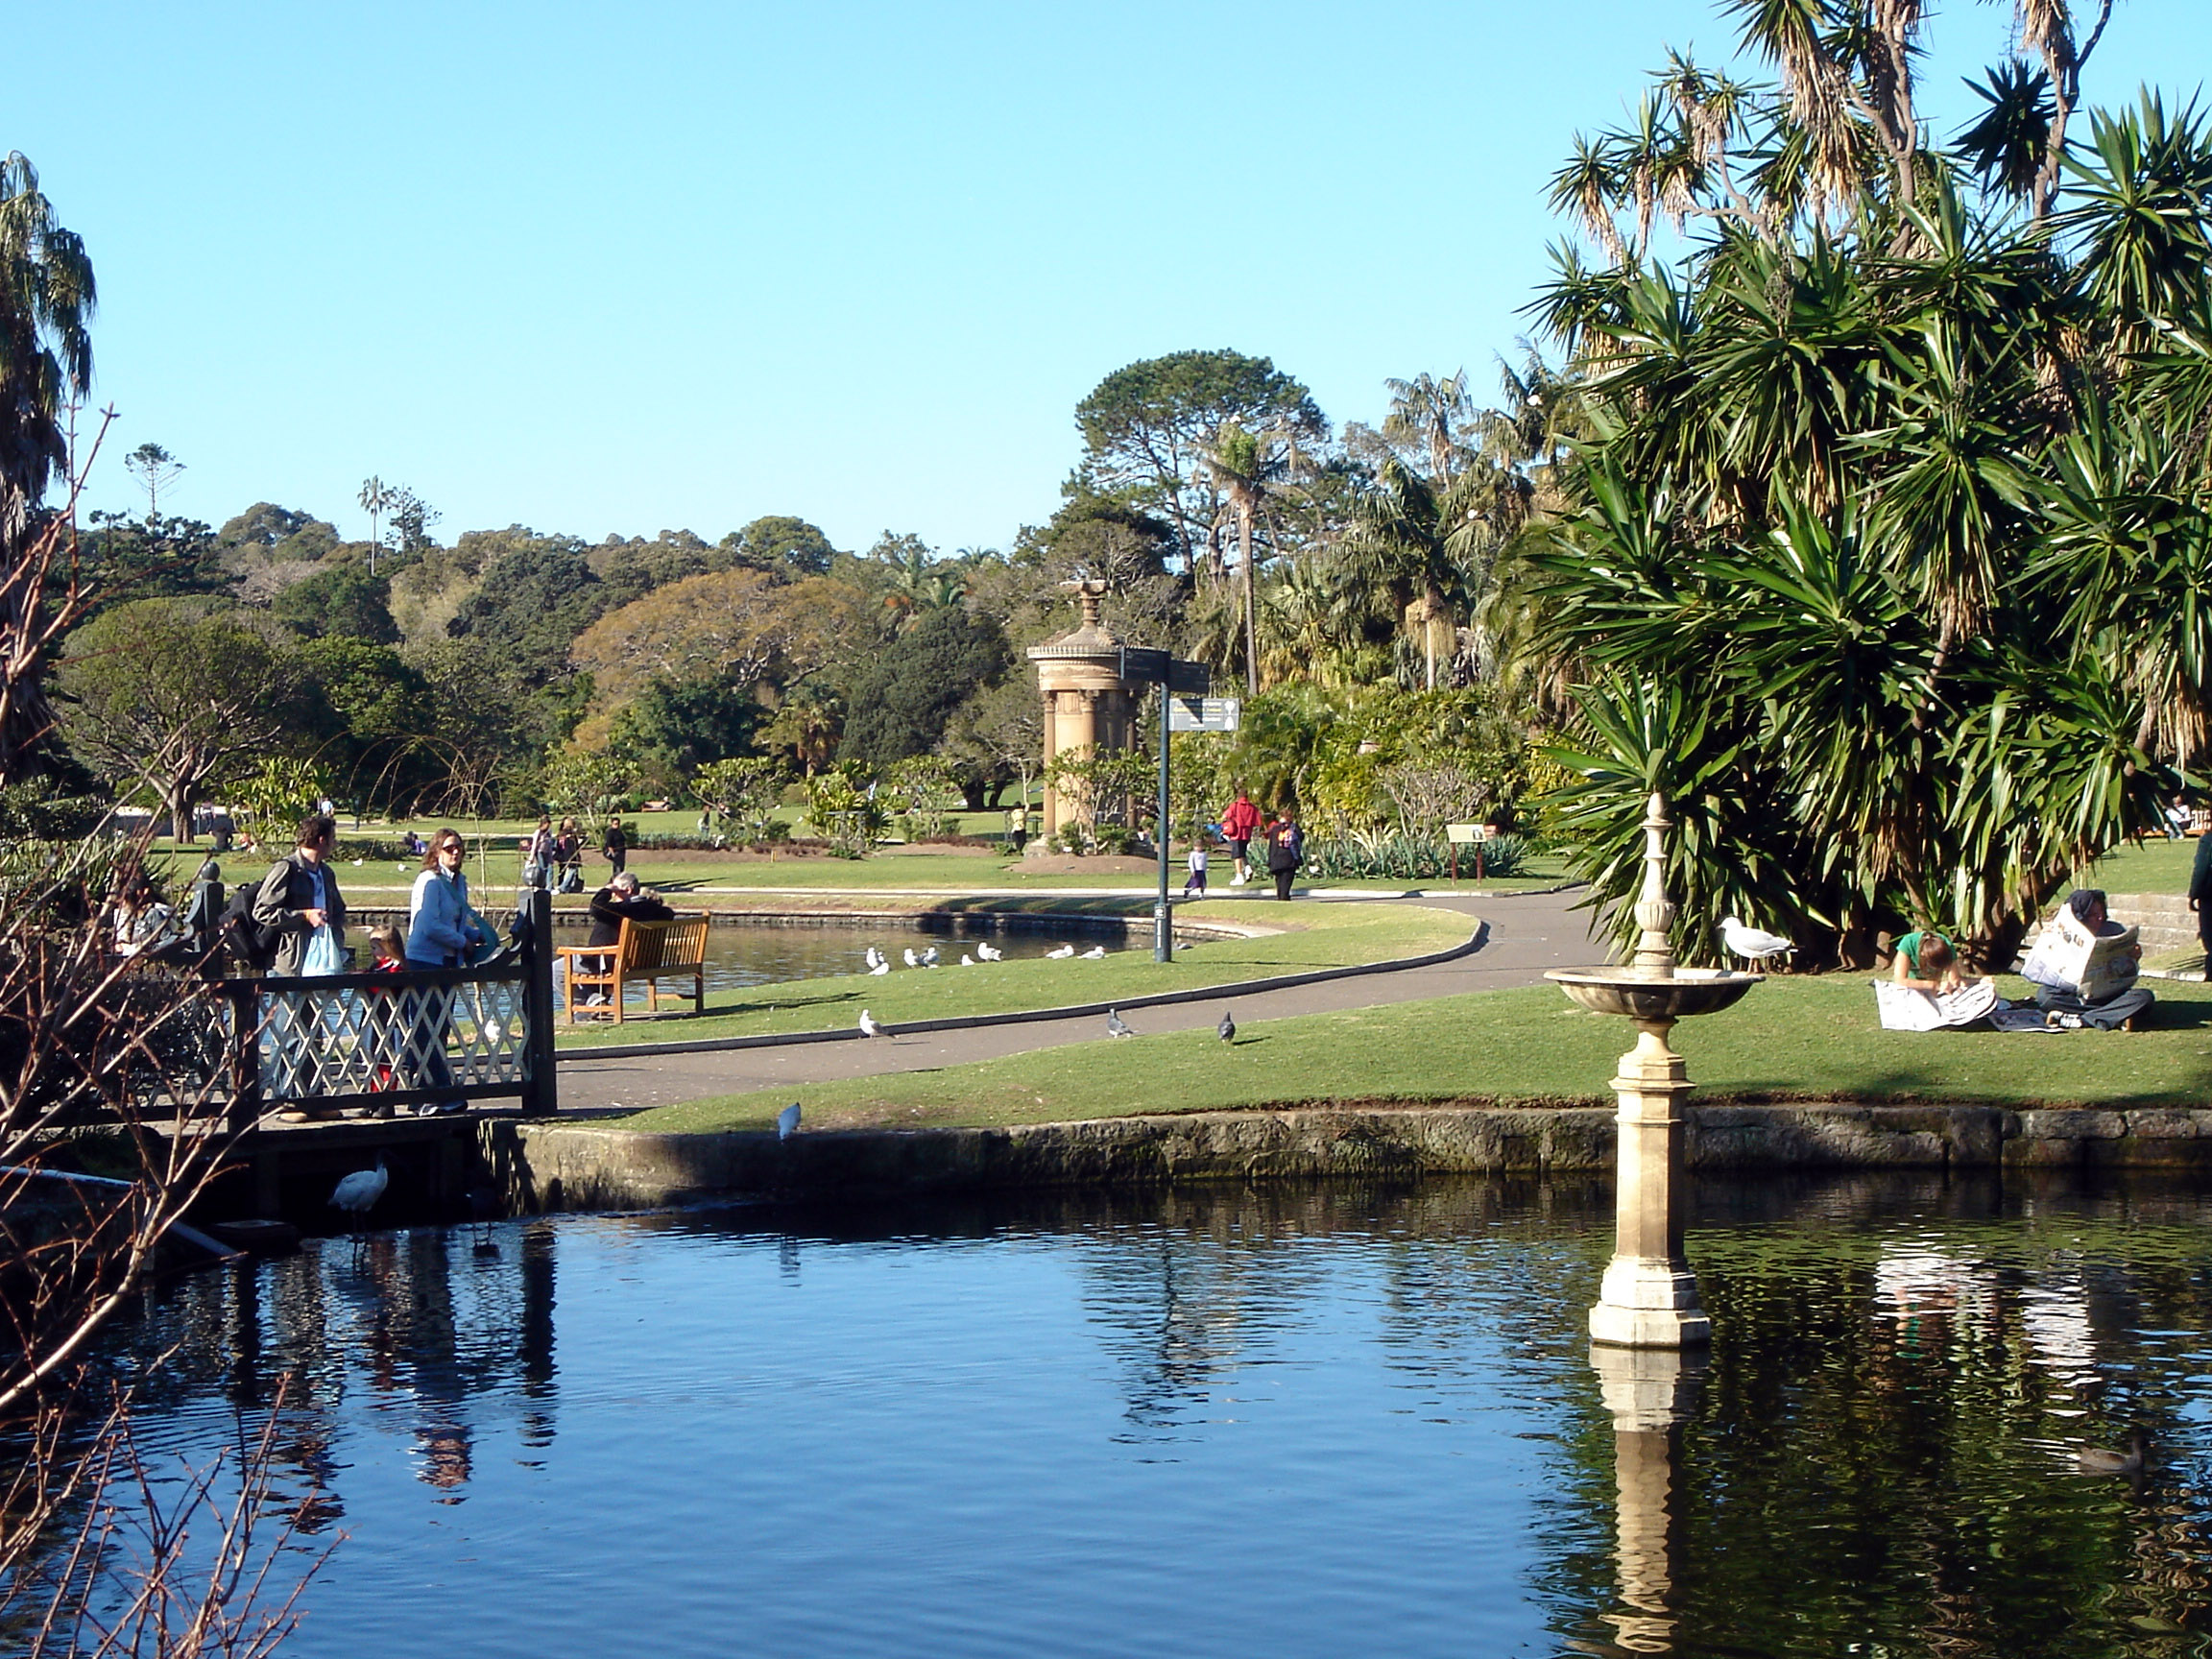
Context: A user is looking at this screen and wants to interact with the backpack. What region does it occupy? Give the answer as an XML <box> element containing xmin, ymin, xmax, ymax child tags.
<box><xmin>218</xmin><ymin>880</ymin><xmax>284</xmax><ymax>971</ymax></box>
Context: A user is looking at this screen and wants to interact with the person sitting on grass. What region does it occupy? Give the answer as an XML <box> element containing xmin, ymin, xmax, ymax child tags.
<box><xmin>2022</xmin><ymin>889</ymin><xmax>2153</xmax><ymax>1031</ymax></box>
<box><xmin>1890</xmin><ymin>929</ymin><xmax>1970</xmax><ymax>994</ymax></box>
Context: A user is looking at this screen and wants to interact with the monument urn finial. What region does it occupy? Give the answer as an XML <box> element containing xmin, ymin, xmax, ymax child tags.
<box><xmin>1630</xmin><ymin>790</ymin><xmax>1678</xmax><ymax>979</ymax></box>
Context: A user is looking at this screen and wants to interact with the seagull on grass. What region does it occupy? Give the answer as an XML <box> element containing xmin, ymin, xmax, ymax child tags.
<box><xmin>1106</xmin><ymin>1009</ymin><xmax>1133</xmax><ymax>1039</ymax></box>
<box><xmin>1217</xmin><ymin>1009</ymin><xmax>1236</xmax><ymax>1044</ymax></box>
<box><xmin>960</xmin><ymin>953</ymin><xmax>974</xmax><ymax>967</ymax></box>
<box><xmin>858</xmin><ymin>1009</ymin><xmax>891</xmax><ymax>1039</ymax></box>
<box><xmin>1719</xmin><ymin>917</ymin><xmax>1794</xmax><ymax>969</ymax></box>
<box><xmin>869</xmin><ymin>958</ymin><xmax>891</xmax><ymax>975</ymax></box>
<box><xmin>1046</xmin><ymin>944</ymin><xmax>1075</xmax><ymax>959</ymax></box>
<box><xmin>903</xmin><ymin>948</ymin><xmax>921</xmax><ymax>968</ymax></box>
<box><xmin>865</xmin><ymin>946</ymin><xmax>884</xmax><ymax>970</ymax></box>
<box><xmin>976</xmin><ymin>941</ymin><xmax>1003</xmax><ymax>962</ymax></box>
<box><xmin>777</xmin><ymin>1102</ymin><xmax>802</xmax><ymax>1140</ymax></box>
<box><xmin>921</xmin><ymin>947</ymin><xmax>939</xmax><ymax>967</ymax></box>
<box><xmin>1080</xmin><ymin>945</ymin><xmax>1107</xmax><ymax>960</ymax></box>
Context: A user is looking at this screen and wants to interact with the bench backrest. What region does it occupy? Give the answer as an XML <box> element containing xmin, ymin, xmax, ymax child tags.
<box><xmin>617</xmin><ymin>914</ymin><xmax>710</xmax><ymax>972</ymax></box>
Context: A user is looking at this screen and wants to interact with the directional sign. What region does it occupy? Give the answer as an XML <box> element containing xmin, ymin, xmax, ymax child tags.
<box><xmin>1168</xmin><ymin>696</ymin><xmax>1241</xmax><ymax>733</ymax></box>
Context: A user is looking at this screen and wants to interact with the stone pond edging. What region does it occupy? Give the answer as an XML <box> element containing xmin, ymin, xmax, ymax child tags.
<box><xmin>554</xmin><ymin>923</ymin><xmax>1489</xmax><ymax>1064</ymax></box>
<box><xmin>496</xmin><ymin>1101</ymin><xmax>2212</xmax><ymax>1212</ymax></box>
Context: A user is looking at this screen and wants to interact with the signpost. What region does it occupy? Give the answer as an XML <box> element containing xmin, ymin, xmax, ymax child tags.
<box><xmin>1167</xmin><ymin>696</ymin><xmax>1241</xmax><ymax>734</ymax></box>
<box><xmin>1120</xmin><ymin>651</ymin><xmax>1213</xmax><ymax>961</ymax></box>
<box><xmin>1446</xmin><ymin>822</ymin><xmax>1497</xmax><ymax>882</ymax></box>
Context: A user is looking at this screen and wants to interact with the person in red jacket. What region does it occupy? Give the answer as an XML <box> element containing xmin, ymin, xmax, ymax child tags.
<box><xmin>1219</xmin><ymin>788</ymin><xmax>1262</xmax><ymax>887</ymax></box>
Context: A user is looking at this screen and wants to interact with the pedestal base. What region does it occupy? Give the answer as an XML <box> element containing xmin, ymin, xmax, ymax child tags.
<box><xmin>1589</xmin><ymin>1257</ymin><xmax>1711</xmax><ymax>1348</ymax></box>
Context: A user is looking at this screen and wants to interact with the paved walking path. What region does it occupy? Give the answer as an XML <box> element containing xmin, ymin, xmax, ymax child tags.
<box><xmin>556</xmin><ymin>889</ymin><xmax>1604</xmax><ymax>1115</ymax></box>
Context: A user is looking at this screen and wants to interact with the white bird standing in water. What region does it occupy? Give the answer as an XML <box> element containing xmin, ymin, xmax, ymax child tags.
<box><xmin>329</xmin><ymin>1156</ymin><xmax>388</xmax><ymax>1222</ymax></box>
<box><xmin>777</xmin><ymin>1102</ymin><xmax>802</xmax><ymax>1140</ymax></box>
<box><xmin>859</xmin><ymin>1009</ymin><xmax>891</xmax><ymax>1039</ymax></box>
<box><xmin>1719</xmin><ymin>917</ymin><xmax>1794</xmax><ymax>969</ymax></box>
<box><xmin>1046</xmin><ymin>944</ymin><xmax>1075</xmax><ymax>959</ymax></box>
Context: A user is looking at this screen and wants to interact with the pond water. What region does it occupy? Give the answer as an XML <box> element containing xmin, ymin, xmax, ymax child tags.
<box><xmin>87</xmin><ymin>1174</ymin><xmax>2212</xmax><ymax>1657</ymax></box>
<box><xmin>545</xmin><ymin>917</ymin><xmax>1125</xmax><ymax>995</ymax></box>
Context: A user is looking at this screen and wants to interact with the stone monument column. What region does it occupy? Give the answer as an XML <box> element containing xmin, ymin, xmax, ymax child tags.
<box><xmin>1027</xmin><ymin>580</ymin><xmax>1142</xmax><ymax>848</ymax></box>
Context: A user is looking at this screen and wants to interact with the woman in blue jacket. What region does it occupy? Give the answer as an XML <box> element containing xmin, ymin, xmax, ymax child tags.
<box><xmin>403</xmin><ymin>829</ymin><xmax>481</xmax><ymax>1112</ymax></box>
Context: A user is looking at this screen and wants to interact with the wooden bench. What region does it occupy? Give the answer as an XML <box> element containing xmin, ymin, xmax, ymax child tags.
<box><xmin>557</xmin><ymin>914</ymin><xmax>709</xmax><ymax>1024</ymax></box>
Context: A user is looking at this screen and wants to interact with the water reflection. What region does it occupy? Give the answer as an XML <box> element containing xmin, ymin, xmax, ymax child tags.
<box><xmin>78</xmin><ymin>1175</ymin><xmax>2212</xmax><ymax>1658</ymax></box>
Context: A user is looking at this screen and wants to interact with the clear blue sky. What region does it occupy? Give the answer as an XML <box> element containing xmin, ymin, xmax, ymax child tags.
<box><xmin>23</xmin><ymin>2</ymin><xmax>2212</xmax><ymax>555</ymax></box>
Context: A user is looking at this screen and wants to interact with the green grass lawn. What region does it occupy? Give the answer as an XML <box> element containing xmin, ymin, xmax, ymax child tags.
<box><xmin>553</xmin><ymin>899</ymin><xmax>1477</xmax><ymax>1047</ymax></box>
<box><xmin>617</xmin><ymin>973</ymin><xmax>2212</xmax><ymax>1135</ymax></box>
<box><xmin>2071</xmin><ymin>835</ymin><xmax>2201</xmax><ymax>897</ymax></box>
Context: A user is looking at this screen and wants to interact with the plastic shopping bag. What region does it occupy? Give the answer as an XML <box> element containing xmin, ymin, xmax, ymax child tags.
<box><xmin>302</xmin><ymin>923</ymin><xmax>346</xmax><ymax>977</ymax></box>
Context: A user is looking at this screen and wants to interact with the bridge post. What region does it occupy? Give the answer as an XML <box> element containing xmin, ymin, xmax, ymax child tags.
<box><xmin>520</xmin><ymin>888</ymin><xmax>557</xmax><ymax>1118</ymax></box>
<box><xmin>225</xmin><ymin>979</ymin><xmax>261</xmax><ymax>1135</ymax></box>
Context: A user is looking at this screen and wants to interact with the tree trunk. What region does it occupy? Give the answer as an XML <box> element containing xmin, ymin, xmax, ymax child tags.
<box><xmin>1239</xmin><ymin>506</ymin><xmax>1258</xmax><ymax>697</ymax></box>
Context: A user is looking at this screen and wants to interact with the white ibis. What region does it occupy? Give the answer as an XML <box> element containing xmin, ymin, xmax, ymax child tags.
<box><xmin>329</xmin><ymin>1156</ymin><xmax>388</xmax><ymax>1223</ymax></box>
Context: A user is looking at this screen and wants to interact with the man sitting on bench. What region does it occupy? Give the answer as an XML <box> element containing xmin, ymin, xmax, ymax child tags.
<box><xmin>579</xmin><ymin>873</ymin><xmax>674</xmax><ymax>1004</ymax></box>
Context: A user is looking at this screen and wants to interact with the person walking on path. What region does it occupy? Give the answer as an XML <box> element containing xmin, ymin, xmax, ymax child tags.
<box><xmin>602</xmin><ymin>816</ymin><xmax>629</xmax><ymax>878</ymax></box>
<box><xmin>1183</xmin><ymin>839</ymin><xmax>1209</xmax><ymax>898</ymax></box>
<box><xmin>404</xmin><ymin>828</ymin><xmax>481</xmax><ymax>1113</ymax></box>
<box><xmin>1264</xmin><ymin>810</ymin><xmax>1304</xmax><ymax>902</ymax></box>
<box><xmin>1220</xmin><ymin>788</ymin><xmax>1262</xmax><ymax>886</ymax></box>
<box><xmin>522</xmin><ymin>816</ymin><xmax>555</xmax><ymax>891</ymax></box>
<box><xmin>554</xmin><ymin>817</ymin><xmax>584</xmax><ymax>892</ymax></box>
<box><xmin>2190</xmin><ymin>825</ymin><xmax>2212</xmax><ymax>980</ymax></box>
<box><xmin>1006</xmin><ymin>803</ymin><xmax>1029</xmax><ymax>854</ymax></box>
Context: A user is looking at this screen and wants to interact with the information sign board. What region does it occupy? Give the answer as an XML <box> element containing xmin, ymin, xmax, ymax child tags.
<box><xmin>1168</xmin><ymin>696</ymin><xmax>1241</xmax><ymax>733</ymax></box>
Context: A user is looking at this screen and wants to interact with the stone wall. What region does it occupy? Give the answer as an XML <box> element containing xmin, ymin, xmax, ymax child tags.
<box><xmin>499</xmin><ymin>1101</ymin><xmax>2212</xmax><ymax>1213</ymax></box>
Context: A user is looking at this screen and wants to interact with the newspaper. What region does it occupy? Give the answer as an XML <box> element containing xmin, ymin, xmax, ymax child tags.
<box><xmin>2019</xmin><ymin>906</ymin><xmax>2140</xmax><ymax>1003</ymax></box>
<box><xmin>1874</xmin><ymin>976</ymin><xmax>1999</xmax><ymax>1032</ymax></box>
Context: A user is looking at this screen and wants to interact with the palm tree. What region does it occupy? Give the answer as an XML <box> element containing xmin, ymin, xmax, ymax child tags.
<box><xmin>0</xmin><ymin>152</ymin><xmax>95</xmax><ymax>785</ymax></box>
<box><xmin>1196</xmin><ymin>421</ymin><xmax>1287</xmax><ymax>696</ymax></box>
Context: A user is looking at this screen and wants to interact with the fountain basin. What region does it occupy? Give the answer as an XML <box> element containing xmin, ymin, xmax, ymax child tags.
<box><xmin>1545</xmin><ymin>967</ymin><xmax>1761</xmax><ymax>1022</ymax></box>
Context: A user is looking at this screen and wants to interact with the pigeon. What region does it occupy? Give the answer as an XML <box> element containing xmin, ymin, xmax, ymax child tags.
<box><xmin>1046</xmin><ymin>944</ymin><xmax>1076</xmax><ymax>959</ymax></box>
<box><xmin>1719</xmin><ymin>916</ymin><xmax>1794</xmax><ymax>968</ymax></box>
<box><xmin>903</xmin><ymin>948</ymin><xmax>921</xmax><ymax>968</ymax></box>
<box><xmin>858</xmin><ymin>1009</ymin><xmax>891</xmax><ymax>1039</ymax></box>
<box><xmin>777</xmin><ymin>1101</ymin><xmax>802</xmax><ymax>1141</ymax></box>
<box><xmin>1080</xmin><ymin>945</ymin><xmax>1107</xmax><ymax>960</ymax></box>
<box><xmin>960</xmin><ymin>953</ymin><xmax>974</xmax><ymax>967</ymax></box>
<box><xmin>920</xmin><ymin>947</ymin><xmax>939</xmax><ymax>968</ymax></box>
<box><xmin>1106</xmin><ymin>1009</ymin><xmax>1133</xmax><ymax>1038</ymax></box>
<box><xmin>1217</xmin><ymin>1009</ymin><xmax>1236</xmax><ymax>1044</ymax></box>
<box><xmin>976</xmin><ymin>941</ymin><xmax>1002</xmax><ymax>962</ymax></box>
<box><xmin>868</xmin><ymin>959</ymin><xmax>891</xmax><ymax>975</ymax></box>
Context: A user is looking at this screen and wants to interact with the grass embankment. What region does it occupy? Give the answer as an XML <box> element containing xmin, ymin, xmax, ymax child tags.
<box><xmin>617</xmin><ymin>974</ymin><xmax>2212</xmax><ymax>1136</ymax></box>
<box><xmin>553</xmin><ymin>899</ymin><xmax>1477</xmax><ymax>1048</ymax></box>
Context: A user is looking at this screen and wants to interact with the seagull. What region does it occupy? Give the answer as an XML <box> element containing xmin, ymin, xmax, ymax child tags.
<box><xmin>1719</xmin><ymin>916</ymin><xmax>1794</xmax><ymax>969</ymax></box>
<box><xmin>864</xmin><ymin>946</ymin><xmax>884</xmax><ymax>970</ymax></box>
<box><xmin>960</xmin><ymin>953</ymin><xmax>974</xmax><ymax>967</ymax></box>
<box><xmin>329</xmin><ymin>1156</ymin><xmax>388</xmax><ymax>1223</ymax></box>
<box><xmin>868</xmin><ymin>958</ymin><xmax>891</xmax><ymax>975</ymax></box>
<box><xmin>1218</xmin><ymin>1009</ymin><xmax>1236</xmax><ymax>1044</ymax></box>
<box><xmin>976</xmin><ymin>941</ymin><xmax>1002</xmax><ymax>962</ymax></box>
<box><xmin>1106</xmin><ymin>1009</ymin><xmax>1133</xmax><ymax>1038</ymax></box>
<box><xmin>920</xmin><ymin>946</ymin><xmax>939</xmax><ymax>967</ymax></box>
<box><xmin>1046</xmin><ymin>944</ymin><xmax>1075</xmax><ymax>959</ymax></box>
<box><xmin>777</xmin><ymin>1101</ymin><xmax>802</xmax><ymax>1140</ymax></box>
<box><xmin>1080</xmin><ymin>945</ymin><xmax>1107</xmax><ymax>960</ymax></box>
<box><xmin>858</xmin><ymin>1009</ymin><xmax>891</xmax><ymax>1039</ymax></box>
<box><xmin>903</xmin><ymin>948</ymin><xmax>921</xmax><ymax>968</ymax></box>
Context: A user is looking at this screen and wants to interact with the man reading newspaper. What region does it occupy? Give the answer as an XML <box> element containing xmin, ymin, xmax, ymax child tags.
<box><xmin>2018</xmin><ymin>888</ymin><xmax>2153</xmax><ymax>1030</ymax></box>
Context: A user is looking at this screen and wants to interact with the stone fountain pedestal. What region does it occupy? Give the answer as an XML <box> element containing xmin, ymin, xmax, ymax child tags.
<box><xmin>1547</xmin><ymin>793</ymin><xmax>1761</xmax><ymax>1349</ymax></box>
